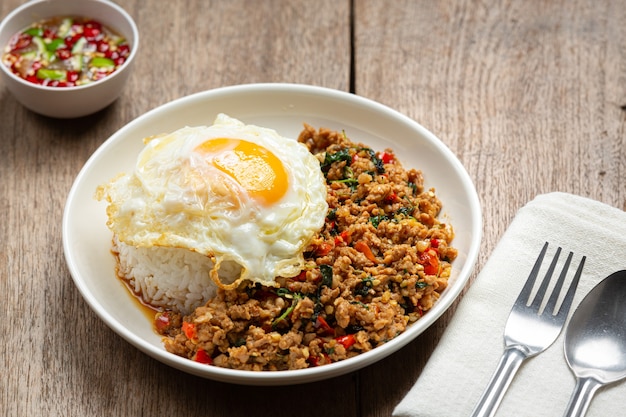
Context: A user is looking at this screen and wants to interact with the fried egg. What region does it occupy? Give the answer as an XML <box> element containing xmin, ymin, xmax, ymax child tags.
<box><xmin>97</xmin><ymin>114</ymin><xmax>328</xmax><ymax>289</ymax></box>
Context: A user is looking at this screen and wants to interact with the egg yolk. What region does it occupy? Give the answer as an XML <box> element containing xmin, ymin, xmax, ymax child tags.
<box><xmin>195</xmin><ymin>138</ymin><xmax>288</xmax><ymax>205</ymax></box>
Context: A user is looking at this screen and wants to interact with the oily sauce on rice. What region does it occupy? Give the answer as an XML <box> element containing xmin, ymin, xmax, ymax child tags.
<box><xmin>154</xmin><ymin>125</ymin><xmax>457</xmax><ymax>370</ymax></box>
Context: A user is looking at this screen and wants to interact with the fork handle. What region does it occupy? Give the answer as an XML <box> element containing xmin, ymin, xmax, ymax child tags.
<box><xmin>469</xmin><ymin>347</ymin><xmax>527</xmax><ymax>417</ymax></box>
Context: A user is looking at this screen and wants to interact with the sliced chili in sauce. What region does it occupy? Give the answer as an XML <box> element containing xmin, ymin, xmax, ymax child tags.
<box><xmin>2</xmin><ymin>16</ymin><xmax>130</xmax><ymax>87</ymax></box>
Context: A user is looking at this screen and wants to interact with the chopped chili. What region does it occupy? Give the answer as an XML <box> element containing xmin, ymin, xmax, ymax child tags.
<box><xmin>334</xmin><ymin>230</ymin><xmax>351</xmax><ymax>246</ymax></box>
<box><xmin>154</xmin><ymin>312</ymin><xmax>170</xmax><ymax>332</ymax></box>
<box><xmin>377</xmin><ymin>151</ymin><xmax>395</xmax><ymax>164</ymax></box>
<box><xmin>335</xmin><ymin>334</ymin><xmax>356</xmax><ymax>349</ymax></box>
<box><xmin>182</xmin><ymin>321</ymin><xmax>197</xmax><ymax>340</ymax></box>
<box><xmin>194</xmin><ymin>349</ymin><xmax>213</xmax><ymax>365</ymax></box>
<box><xmin>307</xmin><ymin>351</ymin><xmax>332</xmax><ymax>367</ymax></box>
<box><xmin>384</xmin><ymin>191</ymin><xmax>401</xmax><ymax>204</ymax></box>
<box><xmin>315</xmin><ymin>315</ymin><xmax>334</xmax><ymax>336</ymax></box>
<box><xmin>316</xmin><ymin>241</ymin><xmax>333</xmax><ymax>256</ymax></box>
<box><xmin>354</xmin><ymin>240</ymin><xmax>378</xmax><ymax>263</ymax></box>
<box><xmin>418</xmin><ymin>248</ymin><xmax>440</xmax><ymax>275</ymax></box>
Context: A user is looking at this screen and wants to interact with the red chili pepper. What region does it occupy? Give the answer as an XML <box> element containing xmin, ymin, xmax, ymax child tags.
<box><xmin>47</xmin><ymin>80</ymin><xmax>69</xmax><ymax>87</ymax></box>
<box><xmin>334</xmin><ymin>230</ymin><xmax>351</xmax><ymax>246</ymax></box>
<box><xmin>55</xmin><ymin>47</ymin><xmax>71</xmax><ymax>60</ymax></box>
<box><xmin>378</xmin><ymin>151</ymin><xmax>395</xmax><ymax>164</ymax></box>
<box><xmin>195</xmin><ymin>349</ymin><xmax>212</xmax><ymax>365</ymax></box>
<box><xmin>113</xmin><ymin>56</ymin><xmax>126</xmax><ymax>66</ymax></box>
<box><xmin>42</xmin><ymin>28</ymin><xmax>55</xmax><ymax>39</ymax></box>
<box><xmin>316</xmin><ymin>242</ymin><xmax>333</xmax><ymax>256</ymax></box>
<box><xmin>293</xmin><ymin>270</ymin><xmax>308</xmax><ymax>282</ymax></box>
<box><xmin>307</xmin><ymin>352</ymin><xmax>332</xmax><ymax>367</ymax></box>
<box><xmin>31</xmin><ymin>61</ymin><xmax>43</xmax><ymax>73</ymax></box>
<box><xmin>66</xmin><ymin>71</ymin><xmax>79</xmax><ymax>83</ymax></box>
<box><xmin>418</xmin><ymin>249</ymin><xmax>439</xmax><ymax>275</ymax></box>
<box><xmin>355</xmin><ymin>240</ymin><xmax>378</xmax><ymax>263</ymax></box>
<box><xmin>384</xmin><ymin>192</ymin><xmax>400</xmax><ymax>204</ymax></box>
<box><xmin>335</xmin><ymin>334</ymin><xmax>356</xmax><ymax>350</ymax></box>
<box><xmin>105</xmin><ymin>49</ymin><xmax>119</xmax><ymax>60</ymax></box>
<box><xmin>182</xmin><ymin>321</ymin><xmax>197</xmax><ymax>340</ymax></box>
<box><xmin>84</xmin><ymin>20</ymin><xmax>102</xmax><ymax>30</ymax></box>
<box><xmin>315</xmin><ymin>316</ymin><xmax>334</xmax><ymax>336</ymax></box>
<box><xmin>117</xmin><ymin>44</ymin><xmax>131</xmax><ymax>57</ymax></box>
<box><xmin>96</xmin><ymin>40</ymin><xmax>110</xmax><ymax>53</ymax></box>
<box><xmin>307</xmin><ymin>356</ymin><xmax>321</xmax><ymax>367</ymax></box>
<box><xmin>11</xmin><ymin>33</ymin><xmax>33</xmax><ymax>51</ymax></box>
<box><xmin>64</xmin><ymin>33</ymin><xmax>83</xmax><ymax>48</ymax></box>
<box><xmin>83</xmin><ymin>22</ymin><xmax>102</xmax><ymax>41</ymax></box>
<box><xmin>155</xmin><ymin>312</ymin><xmax>170</xmax><ymax>332</ymax></box>
<box><xmin>25</xmin><ymin>75</ymin><xmax>40</xmax><ymax>84</ymax></box>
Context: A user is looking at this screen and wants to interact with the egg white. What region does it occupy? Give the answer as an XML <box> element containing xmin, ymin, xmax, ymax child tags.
<box><xmin>97</xmin><ymin>114</ymin><xmax>328</xmax><ymax>289</ymax></box>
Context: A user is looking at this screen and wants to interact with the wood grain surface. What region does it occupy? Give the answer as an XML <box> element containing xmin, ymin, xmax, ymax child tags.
<box><xmin>1</xmin><ymin>1</ymin><xmax>624</xmax><ymax>416</ymax></box>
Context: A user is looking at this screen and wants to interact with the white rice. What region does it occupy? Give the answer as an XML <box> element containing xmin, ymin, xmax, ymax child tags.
<box><xmin>113</xmin><ymin>236</ymin><xmax>241</xmax><ymax>314</ymax></box>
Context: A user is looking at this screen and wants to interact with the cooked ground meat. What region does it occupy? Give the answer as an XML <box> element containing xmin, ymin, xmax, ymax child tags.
<box><xmin>155</xmin><ymin>125</ymin><xmax>457</xmax><ymax>371</ymax></box>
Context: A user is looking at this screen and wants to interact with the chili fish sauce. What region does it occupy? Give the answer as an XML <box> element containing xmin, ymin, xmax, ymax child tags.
<box><xmin>2</xmin><ymin>16</ymin><xmax>130</xmax><ymax>87</ymax></box>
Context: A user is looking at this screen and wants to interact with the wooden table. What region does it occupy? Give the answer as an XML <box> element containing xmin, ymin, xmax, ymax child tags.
<box><xmin>2</xmin><ymin>1</ymin><xmax>624</xmax><ymax>415</ymax></box>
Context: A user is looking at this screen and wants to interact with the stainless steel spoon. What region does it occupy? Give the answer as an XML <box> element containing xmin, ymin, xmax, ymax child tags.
<box><xmin>561</xmin><ymin>270</ymin><xmax>626</xmax><ymax>417</ymax></box>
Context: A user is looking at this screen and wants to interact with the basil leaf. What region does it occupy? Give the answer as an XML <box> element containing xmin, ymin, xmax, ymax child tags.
<box><xmin>320</xmin><ymin>264</ymin><xmax>333</xmax><ymax>288</ymax></box>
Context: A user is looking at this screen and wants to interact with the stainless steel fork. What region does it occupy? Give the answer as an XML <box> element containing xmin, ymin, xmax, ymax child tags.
<box><xmin>470</xmin><ymin>242</ymin><xmax>586</xmax><ymax>417</ymax></box>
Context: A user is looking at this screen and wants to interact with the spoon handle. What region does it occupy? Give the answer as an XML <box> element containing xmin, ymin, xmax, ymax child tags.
<box><xmin>562</xmin><ymin>377</ymin><xmax>602</xmax><ymax>417</ymax></box>
<box><xmin>470</xmin><ymin>347</ymin><xmax>526</xmax><ymax>417</ymax></box>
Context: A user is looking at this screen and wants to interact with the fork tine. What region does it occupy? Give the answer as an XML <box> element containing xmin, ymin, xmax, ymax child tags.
<box><xmin>553</xmin><ymin>255</ymin><xmax>586</xmax><ymax>319</ymax></box>
<box><xmin>514</xmin><ymin>242</ymin><xmax>549</xmax><ymax>306</ymax></box>
<box><xmin>529</xmin><ymin>246</ymin><xmax>562</xmax><ymax>310</ymax></box>
<box><xmin>543</xmin><ymin>251</ymin><xmax>573</xmax><ymax>315</ymax></box>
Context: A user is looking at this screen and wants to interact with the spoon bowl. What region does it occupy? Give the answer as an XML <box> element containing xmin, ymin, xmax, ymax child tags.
<box><xmin>562</xmin><ymin>270</ymin><xmax>626</xmax><ymax>417</ymax></box>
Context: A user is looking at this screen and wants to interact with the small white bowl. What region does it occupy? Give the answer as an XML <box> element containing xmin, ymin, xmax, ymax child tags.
<box><xmin>0</xmin><ymin>0</ymin><xmax>138</xmax><ymax>118</ymax></box>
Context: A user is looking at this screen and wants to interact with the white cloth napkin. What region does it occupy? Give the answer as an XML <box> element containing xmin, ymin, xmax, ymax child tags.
<box><xmin>393</xmin><ymin>192</ymin><xmax>626</xmax><ymax>417</ymax></box>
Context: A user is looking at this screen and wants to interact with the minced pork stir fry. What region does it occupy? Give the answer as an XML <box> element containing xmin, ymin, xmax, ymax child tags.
<box><xmin>155</xmin><ymin>124</ymin><xmax>457</xmax><ymax>370</ymax></box>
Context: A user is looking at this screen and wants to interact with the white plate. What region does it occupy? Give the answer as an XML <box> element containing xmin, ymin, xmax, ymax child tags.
<box><xmin>62</xmin><ymin>83</ymin><xmax>482</xmax><ymax>385</ymax></box>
